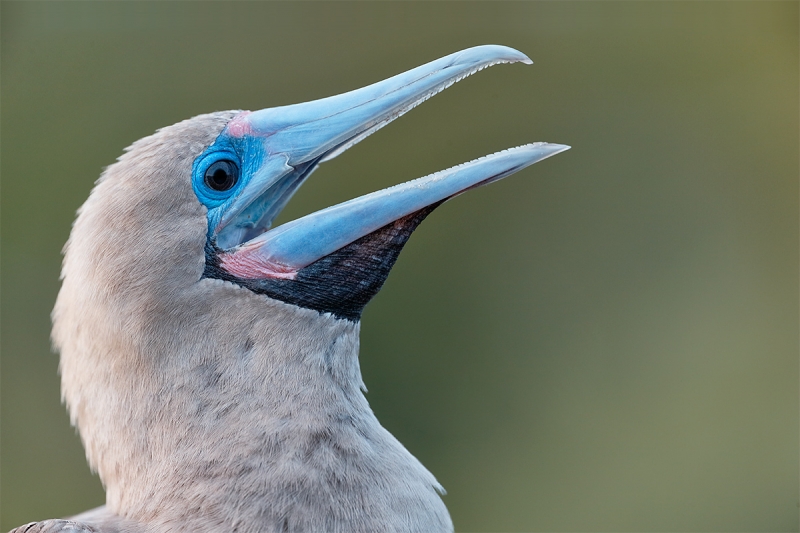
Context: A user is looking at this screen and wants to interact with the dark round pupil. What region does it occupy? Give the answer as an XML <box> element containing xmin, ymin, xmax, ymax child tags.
<box><xmin>204</xmin><ymin>160</ymin><xmax>238</xmax><ymax>191</ymax></box>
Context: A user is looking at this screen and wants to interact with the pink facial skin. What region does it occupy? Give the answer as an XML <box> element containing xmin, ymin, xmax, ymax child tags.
<box><xmin>218</xmin><ymin>247</ymin><xmax>298</xmax><ymax>280</ymax></box>
<box><xmin>225</xmin><ymin>111</ymin><xmax>253</xmax><ymax>138</ymax></box>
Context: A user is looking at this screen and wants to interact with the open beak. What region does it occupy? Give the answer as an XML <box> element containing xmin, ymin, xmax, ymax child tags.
<box><xmin>205</xmin><ymin>45</ymin><xmax>569</xmax><ymax>319</ymax></box>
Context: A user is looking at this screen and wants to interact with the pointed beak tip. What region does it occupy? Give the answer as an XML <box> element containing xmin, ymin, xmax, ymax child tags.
<box><xmin>513</xmin><ymin>142</ymin><xmax>570</xmax><ymax>168</ymax></box>
<box><xmin>459</xmin><ymin>45</ymin><xmax>531</xmax><ymax>67</ymax></box>
<box><xmin>542</xmin><ymin>143</ymin><xmax>571</xmax><ymax>161</ymax></box>
<box><xmin>539</xmin><ymin>142</ymin><xmax>570</xmax><ymax>153</ymax></box>
<box><xmin>491</xmin><ymin>45</ymin><xmax>532</xmax><ymax>65</ymax></box>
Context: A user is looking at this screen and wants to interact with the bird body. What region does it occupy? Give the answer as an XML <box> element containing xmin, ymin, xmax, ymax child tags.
<box><xmin>12</xmin><ymin>46</ymin><xmax>568</xmax><ymax>533</ymax></box>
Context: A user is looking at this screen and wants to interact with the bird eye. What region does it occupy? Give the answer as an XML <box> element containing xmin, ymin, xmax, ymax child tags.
<box><xmin>204</xmin><ymin>160</ymin><xmax>239</xmax><ymax>192</ymax></box>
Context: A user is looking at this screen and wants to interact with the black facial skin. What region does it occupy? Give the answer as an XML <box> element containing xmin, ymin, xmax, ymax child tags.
<box><xmin>203</xmin><ymin>203</ymin><xmax>442</xmax><ymax>322</ymax></box>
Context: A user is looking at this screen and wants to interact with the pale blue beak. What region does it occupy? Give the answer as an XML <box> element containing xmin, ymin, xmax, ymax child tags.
<box><xmin>211</xmin><ymin>45</ymin><xmax>569</xmax><ymax>279</ymax></box>
<box><xmin>219</xmin><ymin>143</ymin><xmax>568</xmax><ymax>279</ymax></box>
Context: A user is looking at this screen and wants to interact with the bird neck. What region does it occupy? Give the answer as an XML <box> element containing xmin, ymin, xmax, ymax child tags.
<box><xmin>56</xmin><ymin>278</ymin><xmax>448</xmax><ymax>530</ymax></box>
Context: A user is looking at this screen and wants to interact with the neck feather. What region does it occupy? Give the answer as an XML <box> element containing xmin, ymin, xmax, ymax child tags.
<box><xmin>55</xmin><ymin>276</ymin><xmax>450</xmax><ymax>531</ymax></box>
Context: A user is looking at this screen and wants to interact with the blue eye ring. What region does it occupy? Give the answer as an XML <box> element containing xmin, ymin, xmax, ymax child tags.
<box><xmin>192</xmin><ymin>149</ymin><xmax>242</xmax><ymax>207</ymax></box>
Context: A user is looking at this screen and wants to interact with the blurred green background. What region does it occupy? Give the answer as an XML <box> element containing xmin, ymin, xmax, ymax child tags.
<box><xmin>1</xmin><ymin>2</ymin><xmax>797</xmax><ymax>531</ymax></box>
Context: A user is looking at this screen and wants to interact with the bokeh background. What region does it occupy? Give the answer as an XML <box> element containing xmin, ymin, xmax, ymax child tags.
<box><xmin>2</xmin><ymin>2</ymin><xmax>797</xmax><ymax>531</ymax></box>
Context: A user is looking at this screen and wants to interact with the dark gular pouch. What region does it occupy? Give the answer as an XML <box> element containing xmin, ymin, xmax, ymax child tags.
<box><xmin>203</xmin><ymin>203</ymin><xmax>442</xmax><ymax>321</ymax></box>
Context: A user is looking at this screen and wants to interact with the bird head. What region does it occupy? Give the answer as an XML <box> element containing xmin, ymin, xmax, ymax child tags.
<box><xmin>51</xmin><ymin>45</ymin><xmax>568</xmax><ymax>526</ymax></box>
<box><xmin>190</xmin><ymin>45</ymin><xmax>568</xmax><ymax>321</ymax></box>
